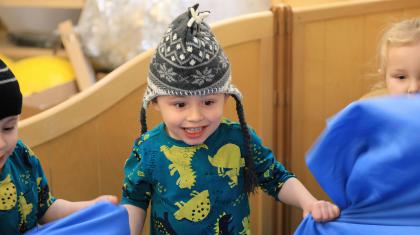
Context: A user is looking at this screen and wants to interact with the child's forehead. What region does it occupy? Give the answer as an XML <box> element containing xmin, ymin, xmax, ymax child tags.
<box><xmin>0</xmin><ymin>115</ymin><xmax>18</xmax><ymax>124</ymax></box>
<box><xmin>159</xmin><ymin>94</ymin><xmax>226</xmax><ymax>100</ymax></box>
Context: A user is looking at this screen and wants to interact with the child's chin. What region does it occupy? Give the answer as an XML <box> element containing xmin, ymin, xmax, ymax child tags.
<box><xmin>185</xmin><ymin>141</ymin><xmax>204</xmax><ymax>146</ymax></box>
<box><xmin>183</xmin><ymin>138</ymin><xmax>206</xmax><ymax>146</ymax></box>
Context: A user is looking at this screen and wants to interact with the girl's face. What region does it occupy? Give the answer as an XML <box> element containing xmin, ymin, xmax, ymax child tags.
<box><xmin>385</xmin><ymin>43</ymin><xmax>420</xmax><ymax>95</ymax></box>
<box><xmin>155</xmin><ymin>94</ymin><xmax>227</xmax><ymax>145</ymax></box>
<box><xmin>0</xmin><ymin>115</ymin><xmax>18</xmax><ymax>172</ymax></box>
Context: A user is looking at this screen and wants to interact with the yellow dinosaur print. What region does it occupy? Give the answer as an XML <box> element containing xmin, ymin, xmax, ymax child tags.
<box><xmin>46</xmin><ymin>192</ymin><xmax>55</xmax><ymax>207</ymax></box>
<box><xmin>240</xmin><ymin>216</ymin><xmax>251</xmax><ymax>235</ymax></box>
<box><xmin>264</xmin><ymin>164</ymin><xmax>275</xmax><ymax>178</ymax></box>
<box><xmin>160</xmin><ymin>144</ymin><xmax>207</xmax><ymax>189</ymax></box>
<box><xmin>214</xmin><ymin>212</ymin><xmax>233</xmax><ymax>234</ymax></box>
<box><xmin>36</xmin><ymin>177</ymin><xmax>42</xmax><ymax>188</ymax></box>
<box><xmin>137</xmin><ymin>134</ymin><xmax>150</xmax><ymax>145</ymax></box>
<box><xmin>221</xmin><ymin>118</ymin><xmax>234</xmax><ymax>125</ymax></box>
<box><xmin>18</xmin><ymin>192</ymin><xmax>33</xmax><ymax>227</ymax></box>
<box><xmin>174</xmin><ymin>190</ymin><xmax>210</xmax><ymax>222</ymax></box>
<box><xmin>27</xmin><ymin>147</ymin><xmax>36</xmax><ymax>157</ymax></box>
<box><xmin>214</xmin><ymin>212</ymin><xmax>226</xmax><ymax>234</ymax></box>
<box><xmin>137</xmin><ymin>170</ymin><xmax>145</xmax><ymax>177</ymax></box>
<box><xmin>208</xmin><ymin>144</ymin><xmax>245</xmax><ymax>188</ymax></box>
<box><xmin>0</xmin><ymin>175</ymin><xmax>17</xmax><ymax>210</ymax></box>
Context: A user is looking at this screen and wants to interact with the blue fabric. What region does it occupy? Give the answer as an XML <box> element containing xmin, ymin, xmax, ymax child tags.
<box><xmin>294</xmin><ymin>95</ymin><xmax>420</xmax><ymax>235</ymax></box>
<box><xmin>25</xmin><ymin>201</ymin><xmax>129</xmax><ymax>235</ymax></box>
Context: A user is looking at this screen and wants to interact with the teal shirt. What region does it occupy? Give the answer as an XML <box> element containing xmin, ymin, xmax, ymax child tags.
<box><xmin>0</xmin><ymin>140</ymin><xmax>56</xmax><ymax>234</ymax></box>
<box><xmin>122</xmin><ymin>120</ymin><xmax>294</xmax><ymax>235</ymax></box>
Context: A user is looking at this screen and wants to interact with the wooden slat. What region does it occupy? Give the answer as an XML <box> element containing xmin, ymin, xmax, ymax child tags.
<box><xmin>271</xmin><ymin>3</ymin><xmax>294</xmax><ymax>235</ymax></box>
<box><xmin>58</xmin><ymin>20</ymin><xmax>96</xmax><ymax>91</ymax></box>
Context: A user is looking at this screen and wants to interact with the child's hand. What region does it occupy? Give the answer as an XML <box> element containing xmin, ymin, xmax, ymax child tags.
<box><xmin>303</xmin><ymin>200</ymin><xmax>340</xmax><ymax>222</ymax></box>
<box><xmin>91</xmin><ymin>195</ymin><xmax>119</xmax><ymax>205</ymax></box>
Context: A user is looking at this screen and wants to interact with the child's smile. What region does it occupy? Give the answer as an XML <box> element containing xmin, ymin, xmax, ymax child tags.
<box><xmin>183</xmin><ymin>126</ymin><xmax>206</xmax><ymax>138</ymax></box>
<box><xmin>155</xmin><ymin>94</ymin><xmax>227</xmax><ymax>145</ymax></box>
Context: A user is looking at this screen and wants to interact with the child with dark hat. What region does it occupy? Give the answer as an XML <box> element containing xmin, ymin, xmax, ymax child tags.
<box><xmin>121</xmin><ymin>4</ymin><xmax>340</xmax><ymax>234</ymax></box>
<box><xmin>0</xmin><ymin>59</ymin><xmax>118</xmax><ymax>234</ymax></box>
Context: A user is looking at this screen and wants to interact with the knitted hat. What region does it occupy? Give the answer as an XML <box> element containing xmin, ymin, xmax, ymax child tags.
<box><xmin>142</xmin><ymin>4</ymin><xmax>242</xmax><ymax>108</ymax></box>
<box><xmin>0</xmin><ymin>59</ymin><xmax>22</xmax><ymax>120</ymax></box>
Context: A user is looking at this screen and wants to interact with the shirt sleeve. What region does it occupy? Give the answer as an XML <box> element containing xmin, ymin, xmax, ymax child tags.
<box><xmin>249</xmin><ymin>128</ymin><xmax>295</xmax><ymax>200</ymax></box>
<box><xmin>19</xmin><ymin>142</ymin><xmax>56</xmax><ymax>220</ymax></box>
<box><xmin>121</xmin><ymin>137</ymin><xmax>153</xmax><ymax>211</ymax></box>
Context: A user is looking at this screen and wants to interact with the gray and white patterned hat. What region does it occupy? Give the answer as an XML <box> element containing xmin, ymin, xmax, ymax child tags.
<box><xmin>142</xmin><ymin>4</ymin><xmax>242</xmax><ymax>108</ymax></box>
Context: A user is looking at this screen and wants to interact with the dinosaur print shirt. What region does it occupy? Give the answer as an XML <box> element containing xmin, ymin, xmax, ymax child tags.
<box><xmin>122</xmin><ymin>120</ymin><xmax>294</xmax><ymax>235</ymax></box>
<box><xmin>0</xmin><ymin>140</ymin><xmax>56</xmax><ymax>234</ymax></box>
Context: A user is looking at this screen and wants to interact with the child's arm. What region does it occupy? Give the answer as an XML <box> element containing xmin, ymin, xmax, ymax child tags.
<box><xmin>123</xmin><ymin>204</ymin><xmax>146</xmax><ymax>235</ymax></box>
<box><xmin>278</xmin><ymin>177</ymin><xmax>340</xmax><ymax>222</ymax></box>
<box><xmin>39</xmin><ymin>195</ymin><xmax>118</xmax><ymax>224</ymax></box>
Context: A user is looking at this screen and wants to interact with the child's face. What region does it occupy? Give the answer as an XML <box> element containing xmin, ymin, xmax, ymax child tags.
<box><xmin>0</xmin><ymin>115</ymin><xmax>18</xmax><ymax>171</ymax></box>
<box><xmin>154</xmin><ymin>94</ymin><xmax>227</xmax><ymax>145</ymax></box>
<box><xmin>385</xmin><ymin>43</ymin><xmax>420</xmax><ymax>95</ymax></box>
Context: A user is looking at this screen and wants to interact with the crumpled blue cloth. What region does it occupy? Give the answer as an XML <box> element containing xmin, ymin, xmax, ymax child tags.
<box><xmin>25</xmin><ymin>201</ymin><xmax>129</xmax><ymax>235</ymax></box>
<box><xmin>294</xmin><ymin>95</ymin><xmax>420</xmax><ymax>235</ymax></box>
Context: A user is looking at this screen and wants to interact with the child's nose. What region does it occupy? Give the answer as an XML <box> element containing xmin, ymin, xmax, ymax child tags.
<box><xmin>187</xmin><ymin>106</ymin><xmax>204</xmax><ymax>122</ymax></box>
<box><xmin>407</xmin><ymin>79</ymin><xmax>420</xmax><ymax>93</ymax></box>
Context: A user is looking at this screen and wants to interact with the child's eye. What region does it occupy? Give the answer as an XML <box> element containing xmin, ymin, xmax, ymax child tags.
<box><xmin>3</xmin><ymin>126</ymin><xmax>15</xmax><ymax>132</ymax></box>
<box><xmin>174</xmin><ymin>102</ymin><xmax>186</xmax><ymax>108</ymax></box>
<box><xmin>393</xmin><ymin>74</ymin><xmax>406</xmax><ymax>80</ymax></box>
<box><xmin>204</xmin><ymin>100</ymin><xmax>215</xmax><ymax>106</ymax></box>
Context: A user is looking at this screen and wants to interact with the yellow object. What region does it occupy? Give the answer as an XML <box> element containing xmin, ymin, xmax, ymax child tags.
<box><xmin>0</xmin><ymin>53</ymin><xmax>15</xmax><ymax>71</ymax></box>
<box><xmin>13</xmin><ymin>55</ymin><xmax>75</xmax><ymax>96</ymax></box>
<box><xmin>0</xmin><ymin>175</ymin><xmax>17</xmax><ymax>210</ymax></box>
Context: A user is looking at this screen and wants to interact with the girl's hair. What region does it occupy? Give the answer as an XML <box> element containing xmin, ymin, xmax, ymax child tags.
<box><xmin>140</xmin><ymin>96</ymin><xmax>258</xmax><ymax>194</ymax></box>
<box><xmin>377</xmin><ymin>18</ymin><xmax>420</xmax><ymax>76</ymax></box>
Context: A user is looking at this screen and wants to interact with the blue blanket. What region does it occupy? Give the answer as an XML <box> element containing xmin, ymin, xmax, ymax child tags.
<box><xmin>294</xmin><ymin>95</ymin><xmax>420</xmax><ymax>235</ymax></box>
<box><xmin>25</xmin><ymin>201</ymin><xmax>129</xmax><ymax>235</ymax></box>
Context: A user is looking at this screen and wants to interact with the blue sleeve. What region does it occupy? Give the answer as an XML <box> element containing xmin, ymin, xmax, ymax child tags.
<box><xmin>121</xmin><ymin>137</ymin><xmax>153</xmax><ymax>211</ymax></box>
<box><xmin>249</xmin><ymin>129</ymin><xmax>295</xmax><ymax>200</ymax></box>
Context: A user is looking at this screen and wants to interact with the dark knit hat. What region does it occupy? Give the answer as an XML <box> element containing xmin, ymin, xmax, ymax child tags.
<box><xmin>142</xmin><ymin>4</ymin><xmax>242</xmax><ymax>108</ymax></box>
<box><xmin>0</xmin><ymin>59</ymin><xmax>22</xmax><ymax>120</ymax></box>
